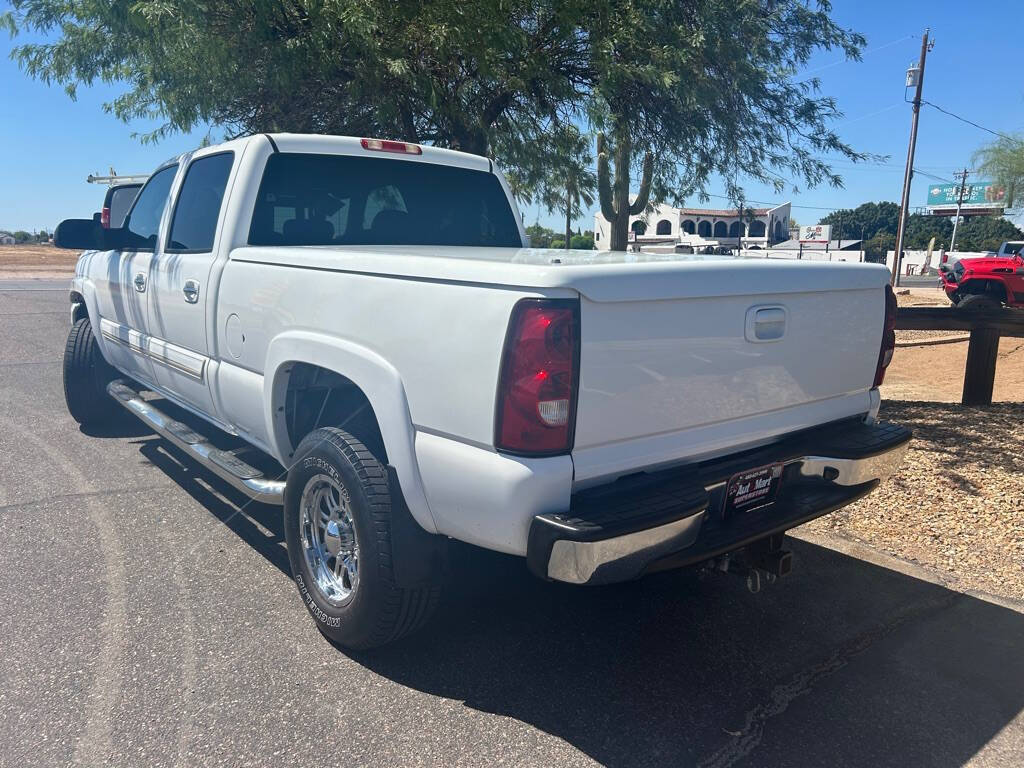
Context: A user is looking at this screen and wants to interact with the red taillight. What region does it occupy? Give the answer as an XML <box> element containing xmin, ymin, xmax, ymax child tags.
<box><xmin>100</xmin><ymin>207</ymin><xmax>111</xmax><ymax>228</ymax></box>
<box><xmin>874</xmin><ymin>284</ymin><xmax>898</xmax><ymax>387</ymax></box>
<box><xmin>495</xmin><ymin>300</ymin><xmax>579</xmax><ymax>455</ymax></box>
<box><xmin>360</xmin><ymin>138</ymin><xmax>423</xmax><ymax>155</ymax></box>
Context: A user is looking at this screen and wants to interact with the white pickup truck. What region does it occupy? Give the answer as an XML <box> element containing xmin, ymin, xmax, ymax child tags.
<box><xmin>55</xmin><ymin>134</ymin><xmax>910</xmax><ymax>649</ymax></box>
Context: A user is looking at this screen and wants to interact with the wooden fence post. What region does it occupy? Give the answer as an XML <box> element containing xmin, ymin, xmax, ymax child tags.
<box><xmin>962</xmin><ymin>328</ymin><xmax>1000</xmax><ymax>406</ymax></box>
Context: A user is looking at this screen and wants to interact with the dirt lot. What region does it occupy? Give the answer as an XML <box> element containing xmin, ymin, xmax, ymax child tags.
<box><xmin>0</xmin><ymin>244</ymin><xmax>78</xmax><ymax>279</ymax></box>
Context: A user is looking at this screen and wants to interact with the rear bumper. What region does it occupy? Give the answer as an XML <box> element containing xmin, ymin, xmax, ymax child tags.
<box><xmin>527</xmin><ymin>419</ymin><xmax>911</xmax><ymax>585</ymax></box>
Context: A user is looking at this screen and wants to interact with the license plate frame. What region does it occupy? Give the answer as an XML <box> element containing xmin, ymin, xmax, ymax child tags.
<box><xmin>723</xmin><ymin>463</ymin><xmax>784</xmax><ymax>517</ymax></box>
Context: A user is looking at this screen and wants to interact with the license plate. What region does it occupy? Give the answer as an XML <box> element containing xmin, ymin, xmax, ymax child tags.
<box><xmin>723</xmin><ymin>463</ymin><xmax>784</xmax><ymax>516</ymax></box>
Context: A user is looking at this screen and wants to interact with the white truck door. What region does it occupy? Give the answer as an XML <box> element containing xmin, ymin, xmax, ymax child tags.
<box><xmin>146</xmin><ymin>150</ymin><xmax>235</xmax><ymax>417</ymax></box>
<box><xmin>92</xmin><ymin>164</ymin><xmax>179</xmax><ymax>388</ymax></box>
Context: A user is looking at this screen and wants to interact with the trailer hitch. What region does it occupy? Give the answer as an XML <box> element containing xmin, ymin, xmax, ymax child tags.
<box><xmin>710</xmin><ymin>534</ymin><xmax>792</xmax><ymax>594</ymax></box>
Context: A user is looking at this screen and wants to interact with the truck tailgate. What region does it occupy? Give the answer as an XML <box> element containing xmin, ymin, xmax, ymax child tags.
<box><xmin>571</xmin><ymin>272</ymin><xmax>887</xmax><ymax>486</ymax></box>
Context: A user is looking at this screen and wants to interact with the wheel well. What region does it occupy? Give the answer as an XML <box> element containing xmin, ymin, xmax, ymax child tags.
<box><xmin>960</xmin><ymin>279</ymin><xmax>1007</xmax><ymax>302</ymax></box>
<box><xmin>70</xmin><ymin>291</ymin><xmax>88</xmax><ymax>323</ymax></box>
<box><xmin>282</xmin><ymin>363</ymin><xmax>387</xmax><ymax>462</ymax></box>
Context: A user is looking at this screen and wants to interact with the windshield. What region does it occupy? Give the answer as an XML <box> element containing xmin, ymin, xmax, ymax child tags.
<box><xmin>248</xmin><ymin>153</ymin><xmax>521</xmax><ymax>248</ymax></box>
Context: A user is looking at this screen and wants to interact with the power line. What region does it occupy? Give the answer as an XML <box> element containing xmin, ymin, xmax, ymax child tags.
<box><xmin>922</xmin><ymin>101</ymin><xmax>1024</xmax><ymax>144</ymax></box>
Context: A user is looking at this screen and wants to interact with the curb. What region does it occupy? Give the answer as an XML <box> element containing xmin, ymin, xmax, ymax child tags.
<box><xmin>894</xmin><ymin>334</ymin><xmax>970</xmax><ymax>348</ymax></box>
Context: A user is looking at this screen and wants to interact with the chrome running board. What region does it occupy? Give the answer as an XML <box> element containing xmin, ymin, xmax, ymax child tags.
<box><xmin>107</xmin><ymin>379</ymin><xmax>286</xmax><ymax>504</ymax></box>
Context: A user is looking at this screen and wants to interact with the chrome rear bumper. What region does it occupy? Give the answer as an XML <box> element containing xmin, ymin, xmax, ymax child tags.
<box><xmin>531</xmin><ymin>421</ymin><xmax>911</xmax><ymax>585</ymax></box>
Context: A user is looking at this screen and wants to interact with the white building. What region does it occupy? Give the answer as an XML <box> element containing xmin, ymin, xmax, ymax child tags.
<box><xmin>0</xmin><ymin>232</ymin><xmax>16</xmax><ymax>245</ymax></box>
<box><xmin>594</xmin><ymin>201</ymin><xmax>792</xmax><ymax>250</ymax></box>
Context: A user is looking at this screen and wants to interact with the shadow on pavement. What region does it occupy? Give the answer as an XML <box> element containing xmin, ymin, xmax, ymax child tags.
<box><xmin>123</xmin><ymin>405</ymin><xmax>1024</xmax><ymax>768</ymax></box>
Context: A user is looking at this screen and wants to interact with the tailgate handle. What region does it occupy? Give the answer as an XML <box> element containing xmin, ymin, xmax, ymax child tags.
<box><xmin>746</xmin><ymin>306</ymin><xmax>787</xmax><ymax>342</ymax></box>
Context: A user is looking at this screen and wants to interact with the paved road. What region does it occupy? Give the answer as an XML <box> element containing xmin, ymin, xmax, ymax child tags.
<box><xmin>1</xmin><ymin>279</ymin><xmax>1022</xmax><ymax>767</ymax></box>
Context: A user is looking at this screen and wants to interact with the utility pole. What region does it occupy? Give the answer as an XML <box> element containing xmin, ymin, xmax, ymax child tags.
<box><xmin>893</xmin><ymin>29</ymin><xmax>934</xmax><ymax>286</ymax></box>
<box><xmin>948</xmin><ymin>168</ymin><xmax>970</xmax><ymax>253</ymax></box>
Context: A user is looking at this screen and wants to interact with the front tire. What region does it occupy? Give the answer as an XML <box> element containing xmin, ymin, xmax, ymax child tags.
<box><xmin>63</xmin><ymin>317</ymin><xmax>119</xmax><ymax>426</ymax></box>
<box><xmin>284</xmin><ymin>427</ymin><xmax>439</xmax><ymax>649</ymax></box>
<box><xmin>957</xmin><ymin>293</ymin><xmax>1001</xmax><ymax>311</ymax></box>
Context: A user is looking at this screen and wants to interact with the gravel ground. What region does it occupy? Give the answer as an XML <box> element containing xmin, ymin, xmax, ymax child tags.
<box><xmin>803</xmin><ymin>400</ymin><xmax>1024</xmax><ymax>601</ymax></box>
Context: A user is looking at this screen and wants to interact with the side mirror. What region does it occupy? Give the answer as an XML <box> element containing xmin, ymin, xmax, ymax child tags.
<box><xmin>53</xmin><ymin>219</ymin><xmax>125</xmax><ymax>250</ymax></box>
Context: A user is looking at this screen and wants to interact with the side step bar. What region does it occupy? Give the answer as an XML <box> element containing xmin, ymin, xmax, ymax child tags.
<box><xmin>107</xmin><ymin>380</ymin><xmax>286</xmax><ymax>504</ymax></box>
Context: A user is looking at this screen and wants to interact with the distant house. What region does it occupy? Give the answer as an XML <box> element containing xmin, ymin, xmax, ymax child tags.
<box><xmin>595</xmin><ymin>201</ymin><xmax>792</xmax><ymax>251</ymax></box>
<box><xmin>0</xmin><ymin>232</ymin><xmax>16</xmax><ymax>245</ymax></box>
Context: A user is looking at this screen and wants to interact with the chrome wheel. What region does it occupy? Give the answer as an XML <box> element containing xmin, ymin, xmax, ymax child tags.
<box><xmin>299</xmin><ymin>473</ymin><xmax>359</xmax><ymax>605</ymax></box>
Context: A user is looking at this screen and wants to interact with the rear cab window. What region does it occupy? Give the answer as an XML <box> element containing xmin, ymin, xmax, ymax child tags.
<box><xmin>105</xmin><ymin>185</ymin><xmax>141</xmax><ymax>229</ymax></box>
<box><xmin>248</xmin><ymin>153</ymin><xmax>521</xmax><ymax>247</ymax></box>
<box><xmin>166</xmin><ymin>152</ymin><xmax>235</xmax><ymax>252</ymax></box>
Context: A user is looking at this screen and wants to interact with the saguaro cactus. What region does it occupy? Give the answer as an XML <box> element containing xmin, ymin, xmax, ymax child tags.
<box><xmin>597</xmin><ymin>129</ymin><xmax>653</xmax><ymax>251</ymax></box>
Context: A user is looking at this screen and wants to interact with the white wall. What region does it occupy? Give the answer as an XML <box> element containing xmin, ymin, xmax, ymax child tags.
<box><xmin>885</xmin><ymin>250</ymin><xmax>991</xmax><ymax>275</ymax></box>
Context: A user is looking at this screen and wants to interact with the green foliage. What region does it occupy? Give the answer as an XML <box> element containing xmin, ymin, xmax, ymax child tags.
<box><xmin>972</xmin><ymin>135</ymin><xmax>1024</xmax><ymax>209</ymax></box>
<box><xmin>955</xmin><ymin>217</ymin><xmax>1024</xmax><ymax>252</ymax></box>
<box><xmin>533</xmin><ymin>125</ymin><xmax>596</xmax><ymax>247</ymax></box>
<box><xmin>589</xmin><ymin>0</ymin><xmax>869</xmax><ymax>208</ymax></box>
<box><xmin>4</xmin><ymin>0</ymin><xmax>594</xmax><ymax>187</ymax></box>
<box><xmin>550</xmin><ymin>238</ymin><xmax>566</xmax><ymax>249</ymax></box>
<box><xmin>7</xmin><ymin>0</ymin><xmax>867</xmax><ymax>218</ymax></box>
<box><xmin>863</xmin><ymin>232</ymin><xmax>895</xmax><ymax>263</ymax></box>
<box><xmin>821</xmin><ymin>199</ymin><xmax>1024</xmax><ymax>256</ymax></box>
<box><xmin>570</xmin><ymin>233</ymin><xmax>594</xmax><ymax>250</ymax></box>
<box><xmin>12</xmin><ymin>230</ymin><xmax>32</xmax><ymax>243</ymax></box>
<box><xmin>819</xmin><ymin>202</ymin><xmax>900</xmax><ymax>242</ymax></box>
<box><xmin>525</xmin><ymin>223</ymin><xmax>557</xmax><ymax>248</ymax></box>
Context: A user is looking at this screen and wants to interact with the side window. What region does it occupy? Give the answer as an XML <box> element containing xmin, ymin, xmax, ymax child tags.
<box><xmin>123</xmin><ymin>165</ymin><xmax>178</xmax><ymax>250</ymax></box>
<box><xmin>167</xmin><ymin>152</ymin><xmax>234</xmax><ymax>252</ymax></box>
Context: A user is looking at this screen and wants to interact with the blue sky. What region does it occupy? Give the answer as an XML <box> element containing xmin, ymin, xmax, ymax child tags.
<box><xmin>2</xmin><ymin>0</ymin><xmax>1022</xmax><ymax>234</ymax></box>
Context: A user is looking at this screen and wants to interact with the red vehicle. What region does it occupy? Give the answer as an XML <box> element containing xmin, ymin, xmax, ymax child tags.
<box><xmin>939</xmin><ymin>251</ymin><xmax>1024</xmax><ymax>309</ymax></box>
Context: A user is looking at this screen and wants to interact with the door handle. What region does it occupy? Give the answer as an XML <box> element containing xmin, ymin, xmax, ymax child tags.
<box><xmin>133</xmin><ymin>272</ymin><xmax>146</xmax><ymax>292</ymax></box>
<box><xmin>183</xmin><ymin>279</ymin><xmax>200</xmax><ymax>304</ymax></box>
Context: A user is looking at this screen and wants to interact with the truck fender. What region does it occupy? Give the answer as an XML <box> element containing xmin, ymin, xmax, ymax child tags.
<box><xmin>69</xmin><ymin>276</ymin><xmax>114</xmax><ymax>365</ymax></box>
<box><xmin>263</xmin><ymin>330</ymin><xmax>438</xmax><ymax>534</ymax></box>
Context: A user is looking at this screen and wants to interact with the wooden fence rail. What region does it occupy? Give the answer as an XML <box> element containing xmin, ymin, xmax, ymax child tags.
<box><xmin>895</xmin><ymin>307</ymin><xmax>1024</xmax><ymax>405</ymax></box>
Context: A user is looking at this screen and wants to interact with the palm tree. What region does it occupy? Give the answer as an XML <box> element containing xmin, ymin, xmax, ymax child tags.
<box><xmin>541</xmin><ymin>127</ymin><xmax>596</xmax><ymax>249</ymax></box>
<box><xmin>972</xmin><ymin>135</ymin><xmax>1024</xmax><ymax>209</ymax></box>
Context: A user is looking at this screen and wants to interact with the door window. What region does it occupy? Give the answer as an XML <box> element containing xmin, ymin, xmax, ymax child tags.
<box><xmin>123</xmin><ymin>165</ymin><xmax>178</xmax><ymax>251</ymax></box>
<box><xmin>167</xmin><ymin>152</ymin><xmax>235</xmax><ymax>252</ymax></box>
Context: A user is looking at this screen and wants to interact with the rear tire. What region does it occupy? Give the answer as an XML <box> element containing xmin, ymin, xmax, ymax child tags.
<box><xmin>63</xmin><ymin>317</ymin><xmax>119</xmax><ymax>426</ymax></box>
<box><xmin>957</xmin><ymin>293</ymin><xmax>1001</xmax><ymax>311</ymax></box>
<box><xmin>284</xmin><ymin>427</ymin><xmax>440</xmax><ymax>649</ymax></box>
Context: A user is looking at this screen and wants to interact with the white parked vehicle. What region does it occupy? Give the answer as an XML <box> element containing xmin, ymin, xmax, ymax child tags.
<box><xmin>55</xmin><ymin>134</ymin><xmax>910</xmax><ymax>648</ymax></box>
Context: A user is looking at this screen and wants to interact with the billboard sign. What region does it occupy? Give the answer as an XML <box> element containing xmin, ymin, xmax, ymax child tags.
<box><xmin>799</xmin><ymin>224</ymin><xmax>831</xmax><ymax>244</ymax></box>
<box><xmin>926</xmin><ymin>182</ymin><xmax>1006</xmax><ymax>209</ymax></box>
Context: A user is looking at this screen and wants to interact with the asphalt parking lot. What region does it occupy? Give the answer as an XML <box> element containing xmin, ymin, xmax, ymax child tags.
<box><xmin>1</xmin><ymin>279</ymin><xmax>1022</xmax><ymax>767</ymax></box>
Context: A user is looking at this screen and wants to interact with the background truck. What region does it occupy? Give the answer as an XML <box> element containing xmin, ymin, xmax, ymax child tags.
<box><xmin>54</xmin><ymin>133</ymin><xmax>909</xmax><ymax>649</ymax></box>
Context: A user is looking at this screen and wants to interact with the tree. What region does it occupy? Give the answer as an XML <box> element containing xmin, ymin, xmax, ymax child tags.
<box><xmin>972</xmin><ymin>135</ymin><xmax>1024</xmax><ymax>209</ymax></box>
<box><xmin>537</xmin><ymin>126</ymin><xmax>596</xmax><ymax>249</ymax></box>
<box><xmin>4</xmin><ymin>0</ymin><xmax>595</xmax><ymax>187</ymax></box>
<box><xmin>12</xmin><ymin>230</ymin><xmax>32</xmax><ymax>243</ymax></box>
<box><xmin>956</xmin><ymin>217</ymin><xmax>1024</xmax><ymax>252</ymax></box>
<box><xmin>819</xmin><ymin>202</ymin><xmax>900</xmax><ymax>242</ymax></box>
<box><xmin>524</xmin><ymin>223</ymin><xmax>557</xmax><ymax>249</ymax></box>
<box><xmin>588</xmin><ymin>0</ymin><xmax>867</xmax><ymax>250</ymax></box>
<box><xmin>570</xmin><ymin>233</ymin><xmax>594</xmax><ymax>250</ymax></box>
<box><xmin>863</xmin><ymin>232</ymin><xmax>895</xmax><ymax>263</ymax></box>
